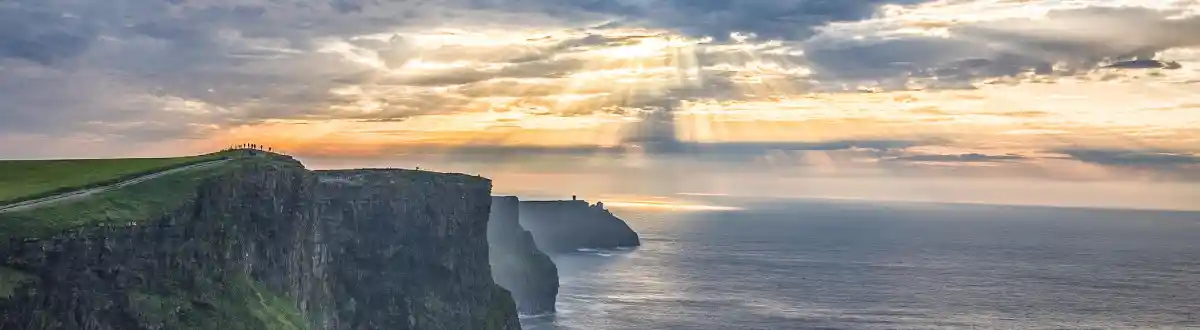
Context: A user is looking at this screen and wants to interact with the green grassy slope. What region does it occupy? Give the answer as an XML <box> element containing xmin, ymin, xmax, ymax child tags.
<box><xmin>0</xmin><ymin>151</ymin><xmax>313</xmax><ymax>329</ymax></box>
<box><xmin>0</xmin><ymin>267</ymin><xmax>33</xmax><ymax>299</ymax></box>
<box><xmin>0</xmin><ymin>153</ymin><xmax>227</xmax><ymax>205</ymax></box>
<box><xmin>127</xmin><ymin>273</ymin><xmax>310</xmax><ymax>330</ymax></box>
<box><xmin>0</xmin><ymin>162</ymin><xmax>227</xmax><ymax>240</ymax></box>
<box><xmin>0</xmin><ymin>151</ymin><xmax>299</xmax><ymax>240</ymax></box>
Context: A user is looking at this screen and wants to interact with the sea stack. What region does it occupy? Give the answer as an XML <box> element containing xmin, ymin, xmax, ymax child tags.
<box><xmin>517</xmin><ymin>199</ymin><xmax>641</xmax><ymax>253</ymax></box>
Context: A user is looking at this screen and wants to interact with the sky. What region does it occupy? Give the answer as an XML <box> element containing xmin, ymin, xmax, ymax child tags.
<box><xmin>2</xmin><ymin>0</ymin><xmax>1199</xmax><ymax>210</ymax></box>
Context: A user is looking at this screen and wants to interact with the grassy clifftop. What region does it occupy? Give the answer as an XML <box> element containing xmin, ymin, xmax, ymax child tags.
<box><xmin>0</xmin><ymin>150</ymin><xmax>297</xmax><ymax>240</ymax></box>
<box><xmin>0</xmin><ymin>150</ymin><xmax>523</xmax><ymax>330</ymax></box>
<box><xmin>0</xmin><ymin>150</ymin><xmax>318</xmax><ymax>330</ymax></box>
<box><xmin>0</xmin><ymin>153</ymin><xmax>228</xmax><ymax>205</ymax></box>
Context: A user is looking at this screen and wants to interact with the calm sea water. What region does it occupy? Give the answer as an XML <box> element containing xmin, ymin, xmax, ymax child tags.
<box><xmin>521</xmin><ymin>199</ymin><xmax>1200</xmax><ymax>330</ymax></box>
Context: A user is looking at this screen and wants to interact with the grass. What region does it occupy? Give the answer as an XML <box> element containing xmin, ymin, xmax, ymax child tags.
<box><xmin>316</xmin><ymin>168</ymin><xmax>489</xmax><ymax>187</ymax></box>
<box><xmin>0</xmin><ymin>153</ymin><xmax>228</xmax><ymax>205</ymax></box>
<box><xmin>0</xmin><ymin>150</ymin><xmax>313</xmax><ymax>327</ymax></box>
<box><xmin>0</xmin><ymin>162</ymin><xmax>228</xmax><ymax>240</ymax></box>
<box><xmin>0</xmin><ymin>266</ymin><xmax>33</xmax><ymax>299</ymax></box>
<box><xmin>127</xmin><ymin>273</ymin><xmax>310</xmax><ymax>330</ymax></box>
<box><xmin>243</xmin><ymin>277</ymin><xmax>310</xmax><ymax>330</ymax></box>
<box><xmin>0</xmin><ymin>150</ymin><xmax>303</xmax><ymax>240</ymax></box>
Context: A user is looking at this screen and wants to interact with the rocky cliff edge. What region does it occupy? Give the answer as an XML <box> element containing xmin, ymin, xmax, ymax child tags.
<box><xmin>518</xmin><ymin>200</ymin><xmax>641</xmax><ymax>253</ymax></box>
<box><xmin>0</xmin><ymin>155</ymin><xmax>521</xmax><ymax>330</ymax></box>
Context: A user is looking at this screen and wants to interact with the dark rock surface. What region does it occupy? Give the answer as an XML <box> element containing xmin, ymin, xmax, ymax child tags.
<box><xmin>518</xmin><ymin>200</ymin><xmax>640</xmax><ymax>253</ymax></box>
<box><xmin>317</xmin><ymin>170</ymin><xmax>520</xmax><ymax>330</ymax></box>
<box><xmin>0</xmin><ymin>157</ymin><xmax>520</xmax><ymax>330</ymax></box>
<box><xmin>487</xmin><ymin>196</ymin><xmax>558</xmax><ymax>315</ymax></box>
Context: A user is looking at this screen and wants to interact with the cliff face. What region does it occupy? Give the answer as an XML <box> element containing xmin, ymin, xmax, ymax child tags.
<box><xmin>0</xmin><ymin>157</ymin><xmax>520</xmax><ymax>330</ymax></box>
<box><xmin>487</xmin><ymin>196</ymin><xmax>558</xmax><ymax>315</ymax></box>
<box><xmin>318</xmin><ymin>170</ymin><xmax>518</xmax><ymax>330</ymax></box>
<box><xmin>518</xmin><ymin>200</ymin><xmax>640</xmax><ymax>253</ymax></box>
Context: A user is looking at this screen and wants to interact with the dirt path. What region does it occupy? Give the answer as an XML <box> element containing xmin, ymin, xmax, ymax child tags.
<box><xmin>0</xmin><ymin>159</ymin><xmax>229</xmax><ymax>214</ymax></box>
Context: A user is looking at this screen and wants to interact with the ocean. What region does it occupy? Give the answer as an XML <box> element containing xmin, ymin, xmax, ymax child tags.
<box><xmin>521</xmin><ymin>199</ymin><xmax>1200</xmax><ymax>330</ymax></box>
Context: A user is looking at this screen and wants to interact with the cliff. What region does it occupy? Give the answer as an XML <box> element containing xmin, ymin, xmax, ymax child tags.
<box><xmin>0</xmin><ymin>154</ymin><xmax>520</xmax><ymax>330</ymax></box>
<box><xmin>316</xmin><ymin>170</ymin><xmax>518</xmax><ymax>330</ymax></box>
<box><xmin>487</xmin><ymin>196</ymin><xmax>558</xmax><ymax>315</ymax></box>
<box><xmin>518</xmin><ymin>200</ymin><xmax>640</xmax><ymax>253</ymax></box>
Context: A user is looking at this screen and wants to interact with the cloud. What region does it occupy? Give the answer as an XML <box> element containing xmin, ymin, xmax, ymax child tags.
<box><xmin>803</xmin><ymin>5</ymin><xmax>1200</xmax><ymax>87</ymax></box>
<box><xmin>0</xmin><ymin>0</ymin><xmax>920</xmax><ymax>139</ymax></box>
<box><xmin>1057</xmin><ymin>149</ymin><xmax>1200</xmax><ymax>167</ymax></box>
<box><xmin>298</xmin><ymin>138</ymin><xmax>925</xmax><ymax>159</ymax></box>
<box><xmin>1051</xmin><ymin>148</ymin><xmax>1200</xmax><ymax>181</ymax></box>
<box><xmin>889</xmin><ymin>153</ymin><xmax>1025</xmax><ymax>163</ymax></box>
<box><xmin>562</xmin><ymin>0</ymin><xmax>926</xmax><ymax>40</ymax></box>
<box><xmin>0</xmin><ymin>2</ymin><xmax>97</xmax><ymax>65</ymax></box>
<box><xmin>684</xmin><ymin>140</ymin><xmax>920</xmax><ymax>153</ymax></box>
<box><xmin>0</xmin><ymin>0</ymin><xmax>602</xmax><ymax>140</ymax></box>
<box><xmin>442</xmin><ymin>139</ymin><xmax>928</xmax><ymax>161</ymax></box>
<box><xmin>2</xmin><ymin>0</ymin><xmax>1199</xmax><ymax>174</ymax></box>
<box><xmin>1104</xmin><ymin>60</ymin><xmax>1182</xmax><ymax>70</ymax></box>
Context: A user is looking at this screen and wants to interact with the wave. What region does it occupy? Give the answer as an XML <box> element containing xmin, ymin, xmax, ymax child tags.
<box><xmin>517</xmin><ymin>312</ymin><xmax>556</xmax><ymax>319</ymax></box>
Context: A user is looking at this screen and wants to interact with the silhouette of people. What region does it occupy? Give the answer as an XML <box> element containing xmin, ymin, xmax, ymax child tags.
<box><xmin>221</xmin><ymin>143</ymin><xmax>283</xmax><ymax>154</ymax></box>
